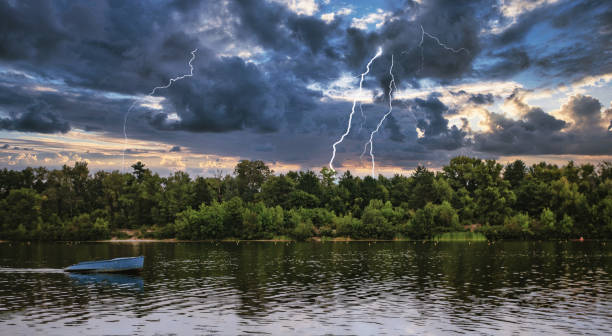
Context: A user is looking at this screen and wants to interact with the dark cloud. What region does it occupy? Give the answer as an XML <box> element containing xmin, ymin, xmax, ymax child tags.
<box><xmin>169</xmin><ymin>146</ymin><xmax>181</xmax><ymax>152</ymax></box>
<box><xmin>384</xmin><ymin>115</ymin><xmax>406</xmax><ymax>142</ymax></box>
<box><xmin>0</xmin><ymin>101</ymin><xmax>70</xmax><ymax>133</ymax></box>
<box><xmin>414</xmin><ymin>95</ymin><xmax>451</xmax><ymax>137</ymax></box>
<box><xmin>1</xmin><ymin>144</ymin><xmax>8</xmax><ymax>149</ymax></box>
<box><xmin>0</xmin><ymin>81</ymin><xmax>128</xmax><ymax>136</ymax></box>
<box><xmin>253</xmin><ymin>143</ymin><xmax>275</xmax><ymax>152</ymax></box>
<box><xmin>228</xmin><ymin>0</ymin><xmax>342</xmax><ymax>77</ymax></box>
<box><xmin>474</xmin><ymin>94</ymin><xmax>611</xmax><ymax>155</ymax></box>
<box><xmin>470</xmin><ymin>93</ymin><xmax>494</xmax><ymax>105</ymax></box>
<box><xmin>229</xmin><ymin>0</ymin><xmax>292</xmax><ymax>51</ymax></box>
<box><xmin>0</xmin><ymin>0</ymin><xmax>611</xmax><ymax>171</ymax></box>
<box><xmin>336</xmin><ymin>0</ymin><xmax>497</xmax><ymax>92</ymax></box>
<box><xmin>0</xmin><ymin>0</ymin><xmax>341</xmax><ymax>140</ymax></box>
<box><xmin>0</xmin><ymin>1</ymin><xmax>206</xmax><ymax>95</ymax></box>
<box><xmin>510</xmin><ymin>2</ymin><xmax>611</xmax><ymax>82</ymax></box>
<box><xmin>482</xmin><ymin>47</ymin><xmax>530</xmax><ymax>78</ymax></box>
<box><xmin>408</xmin><ymin>94</ymin><xmax>470</xmax><ymax>150</ymax></box>
<box><xmin>84</xmin><ymin>125</ymin><xmax>102</xmax><ymax>132</ymax></box>
<box><xmin>151</xmin><ymin>56</ymin><xmax>307</xmax><ymax>133</ymax></box>
<box><xmin>493</xmin><ymin>10</ymin><xmax>541</xmax><ymax>47</ymax></box>
<box><xmin>475</xmin><ymin>111</ymin><xmax>564</xmax><ymax>155</ymax></box>
<box><xmin>560</xmin><ymin>94</ymin><xmax>602</xmax><ymax>131</ymax></box>
<box><xmin>453</xmin><ymin>90</ymin><xmax>495</xmax><ymax>105</ymax></box>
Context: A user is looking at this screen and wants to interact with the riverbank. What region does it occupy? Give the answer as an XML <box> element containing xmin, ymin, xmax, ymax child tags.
<box><xmin>1</xmin><ymin>230</ymin><xmax>599</xmax><ymax>243</ymax></box>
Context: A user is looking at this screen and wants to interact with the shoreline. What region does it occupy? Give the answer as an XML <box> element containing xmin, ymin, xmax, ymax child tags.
<box><xmin>0</xmin><ymin>237</ymin><xmax>603</xmax><ymax>243</ymax></box>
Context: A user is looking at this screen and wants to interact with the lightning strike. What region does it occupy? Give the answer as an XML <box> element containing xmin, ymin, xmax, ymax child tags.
<box><xmin>403</xmin><ymin>25</ymin><xmax>469</xmax><ymax>73</ymax></box>
<box><xmin>329</xmin><ymin>47</ymin><xmax>382</xmax><ymax>172</ymax></box>
<box><xmin>361</xmin><ymin>54</ymin><xmax>396</xmax><ymax>177</ymax></box>
<box><xmin>122</xmin><ymin>49</ymin><xmax>197</xmax><ymax>172</ymax></box>
<box><xmin>354</xmin><ymin>24</ymin><xmax>467</xmax><ymax>175</ymax></box>
<box><xmin>358</xmin><ymin>103</ymin><xmax>366</xmax><ymax>133</ymax></box>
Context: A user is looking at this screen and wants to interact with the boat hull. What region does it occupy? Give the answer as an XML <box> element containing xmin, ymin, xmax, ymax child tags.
<box><xmin>64</xmin><ymin>256</ymin><xmax>144</xmax><ymax>273</ymax></box>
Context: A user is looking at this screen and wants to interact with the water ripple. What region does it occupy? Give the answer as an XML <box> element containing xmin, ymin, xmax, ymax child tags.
<box><xmin>0</xmin><ymin>241</ymin><xmax>610</xmax><ymax>335</ymax></box>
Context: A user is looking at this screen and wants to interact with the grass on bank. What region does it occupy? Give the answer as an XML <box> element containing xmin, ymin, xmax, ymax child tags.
<box><xmin>433</xmin><ymin>231</ymin><xmax>487</xmax><ymax>242</ymax></box>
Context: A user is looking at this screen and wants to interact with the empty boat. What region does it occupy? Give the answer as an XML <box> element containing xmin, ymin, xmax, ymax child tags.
<box><xmin>64</xmin><ymin>256</ymin><xmax>144</xmax><ymax>273</ymax></box>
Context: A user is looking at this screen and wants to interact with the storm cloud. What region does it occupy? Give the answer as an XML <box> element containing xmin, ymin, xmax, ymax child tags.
<box><xmin>0</xmin><ymin>0</ymin><xmax>611</xmax><ymax>172</ymax></box>
<box><xmin>0</xmin><ymin>101</ymin><xmax>69</xmax><ymax>134</ymax></box>
<box><xmin>474</xmin><ymin>93</ymin><xmax>611</xmax><ymax>155</ymax></box>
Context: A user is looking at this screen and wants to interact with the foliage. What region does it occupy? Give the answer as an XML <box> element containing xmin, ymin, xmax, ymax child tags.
<box><xmin>1</xmin><ymin>157</ymin><xmax>611</xmax><ymax>241</ymax></box>
<box><xmin>433</xmin><ymin>232</ymin><xmax>487</xmax><ymax>241</ymax></box>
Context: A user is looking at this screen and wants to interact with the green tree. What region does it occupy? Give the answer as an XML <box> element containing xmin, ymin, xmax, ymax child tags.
<box><xmin>503</xmin><ymin>213</ymin><xmax>532</xmax><ymax>237</ymax></box>
<box><xmin>0</xmin><ymin>188</ymin><xmax>42</xmax><ymax>238</ymax></box>
<box><xmin>259</xmin><ymin>175</ymin><xmax>296</xmax><ymax>209</ymax></box>
<box><xmin>234</xmin><ymin>160</ymin><xmax>272</xmax><ymax>201</ymax></box>
<box><xmin>288</xmin><ymin>190</ymin><xmax>320</xmax><ymax>208</ymax></box>
<box><xmin>360</xmin><ymin>200</ymin><xmax>394</xmax><ymax>239</ymax></box>
<box><xmin>559</xmin><ymin>214</ymin><xmax>574</xmax><ymax>235</ymax></box>
<box><xmin>408</xmin><ymin>166</ymin><xmax>437</xmax><ymax>209</ymax></box>
<box><xmin>222</xmin><ymin>196</ymin><xmax>244</xmax><ymax>237</ymax></box>
<box><xmin>539</xmin><ymin>208</ymin><xmax>556</xmax><ymax>232</ymax></box>
<box><xmin>296</xmin><ymin>170</ymin><xmax>322</xmax><ymax>199</ymax></box>
<box><xmin>504</xmin><ymin>160</ymin><xmax>526</xmax><ymax>188</ymax></box>
<box><xmin>156</xmin><ymin>171</ymin><xmax>194</xmax><ymax>226</ymax></box>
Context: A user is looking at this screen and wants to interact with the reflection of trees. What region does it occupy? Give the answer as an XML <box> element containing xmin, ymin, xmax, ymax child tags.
<box><xmin>0</xmin><ymin>241</ymin><xmax>610</xmax><ymax>329</ymax></box>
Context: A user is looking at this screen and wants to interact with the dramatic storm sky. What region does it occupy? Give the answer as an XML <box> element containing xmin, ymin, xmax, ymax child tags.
<box><xmin>1</xmin><ymin>0</ymin><xmax>611</xmax><ymax>176</ymax></box>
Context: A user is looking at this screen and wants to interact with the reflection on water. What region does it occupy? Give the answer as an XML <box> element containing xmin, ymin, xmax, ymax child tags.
<box><xmin>67</xmin><ymin>272</ymin><xmax>144</xmax><ymax>289</ymax></box>
<box><xmin>0</xmin><ymin>241</ymin><xmax>610</xmax><ymax>335</ymax></box>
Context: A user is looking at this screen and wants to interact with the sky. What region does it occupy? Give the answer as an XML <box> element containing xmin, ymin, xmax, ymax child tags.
<box><xmin>0</xmin><ymin>0</ymin><xmax>611</xmax><ymax>176</ymax></box>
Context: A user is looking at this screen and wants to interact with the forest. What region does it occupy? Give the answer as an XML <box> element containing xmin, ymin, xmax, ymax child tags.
<box><xmin>0</xmin><ymin>157</ymin><xmax>611</xmax><ymax>241</ymax></box>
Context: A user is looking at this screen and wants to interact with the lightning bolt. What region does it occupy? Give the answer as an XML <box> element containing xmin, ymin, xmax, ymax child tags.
<box><xmin>329</xmin><ymin>47</ymin><xmax>382</xmax><ymax>172</ymax></box>
<box><xmin>402</xmin><ymin>25</ymin><xmax>469</xmax><ymax>73</ymax></box>
<box><xmin>360</xmin><ymin>54</ymin><xmax>396</xmax><ymax>177</ymax></box>
<box><xmin>122</xmin><ymin>48</ymin><xmax>197</xmax><ymax>172</ymax></box>
<box><xmin>354</xmin><ymin>24</ymin><xmax>468</xmax><ymax>175</ymax></box>
<box><xmin>358</xmin><ymin>103</ymin><xmax>366</xmax><ymax>133</ymax></box>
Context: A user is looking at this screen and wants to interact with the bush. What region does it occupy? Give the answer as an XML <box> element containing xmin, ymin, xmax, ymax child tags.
<box><xmin>222</xmin><ymin>197</ymin><xmax>244</xmax><ymax>237</ymax></box>
<box><xmin>298</xmin><ymin>208</ymin><xmax>334</xmax><ymax>230</ymax></box>
<box><xmin>92</xmin><ymin>218</ymin><xmax>111</xmax><ymax>240</ymax></box>
<box><xmin>334</xmin><ymin>214</ymin><xmax>361</xmax><ymax>237</ymax></box>
<box><xmin>559</xmin><ymin>214</ymin><xmax>574</xmax><ymax>235</ymax></box>
<box><xmin>319</xmin><ymin>225</ymin><xmax>333</xmax><ymax>237</ymax></box>
<box><xmin>503</xmin><ymin>212</ymin><xmax>533</xmax><ymax>237</ymax></box>
<box><xmin>174</xmin><ymin>204</ymin><xmax>225</xmax><ymax>240</ymax></box>
<box><xmin>406</xmin><ymin>202</ymin><xmax>458</xmax><ymax>239</ymax></box>
<box><xmin>433</xmin><ymin>232</ymin><xmax>487</xmax><ymax>241</ymax></box>
<box><xmin>58</xmin><ymin>214</ymin><xmax>111</xmax><ymax>240</ymax></box>
<box><xmin>154</xmin><ymin>224</ymin><xmax>177</xmax><ymax>239</ymax></box>
<box><xmin>361</xmin><ymin>203</ymin><xmax>394</xmax><ymax>239</ymax></box>
<box><xmin>292</xmin><ymin>221</ymin><xmax>314</xmax><ymax>241</ymax></box>
<box><xmin>260</xmin><ymin>205</ymin><xmax>284</xmax><ymax>236</ymax></box>
<box><xmin>540</xmin><ymin>208</ymin><xmax>555</xmax><ymax>230</ymax></box>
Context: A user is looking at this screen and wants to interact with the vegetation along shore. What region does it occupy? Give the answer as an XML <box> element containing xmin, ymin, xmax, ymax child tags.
<box><xmin>1</xmin><ymin>157</ymin><xmax>610</xmax><ymax>241</ymax></box>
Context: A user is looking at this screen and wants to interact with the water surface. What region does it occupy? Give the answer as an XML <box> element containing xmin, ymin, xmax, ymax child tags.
<box><xmin>0</xmin><ymin>241</ymin><xmax>610</xmax><ymax>335</ymax></box>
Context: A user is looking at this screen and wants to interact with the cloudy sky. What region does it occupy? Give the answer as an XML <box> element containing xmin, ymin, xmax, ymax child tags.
<box><xmin>1</xmin><ymin>0</ymin><xmax>611</xmax><ymax>176</ymax></box>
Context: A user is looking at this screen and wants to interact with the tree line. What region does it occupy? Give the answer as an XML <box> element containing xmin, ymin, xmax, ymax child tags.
<box><xmin>0</xmin><ymin>157</ymin><xmax>611</xmax><ymax>241</ymax></box>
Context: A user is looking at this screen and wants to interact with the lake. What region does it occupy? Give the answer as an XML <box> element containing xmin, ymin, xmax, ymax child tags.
<box><xmin>0</xmin><ymin>241</ymin><xmax>610</xmax><ymax>335</ymax></box>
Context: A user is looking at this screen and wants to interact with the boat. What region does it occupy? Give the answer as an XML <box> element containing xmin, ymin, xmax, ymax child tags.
<box><xmin>64</xmin><ymin>256</ymin><xmax>144</xmax><ymax>273</ymax></box>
